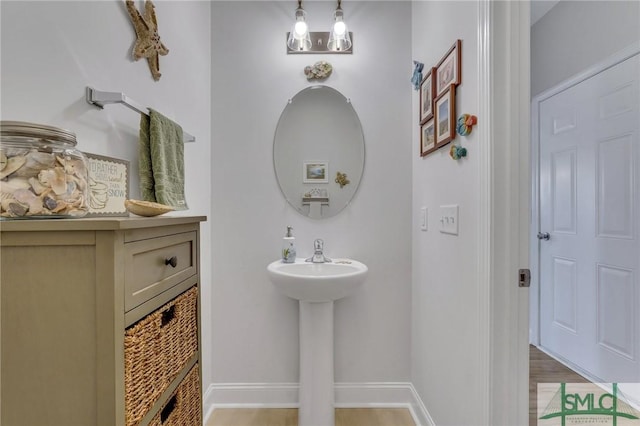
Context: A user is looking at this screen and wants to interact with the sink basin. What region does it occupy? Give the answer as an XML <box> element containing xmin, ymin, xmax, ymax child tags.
<box><xmin>267</xmin><ymin>258</ymin><xmax>368</xmax><ymax>302</ymax></box>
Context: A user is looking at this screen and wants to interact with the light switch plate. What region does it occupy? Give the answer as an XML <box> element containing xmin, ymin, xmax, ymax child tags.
<box><xmin>439</xmin><ymin>205</ymin><xmax>459</xmax><ymax>235</ymax></box>
<box><xmin>420</xmin><ymin>207</ymin><xmax>428</xmax><ymax>231</ymax></box>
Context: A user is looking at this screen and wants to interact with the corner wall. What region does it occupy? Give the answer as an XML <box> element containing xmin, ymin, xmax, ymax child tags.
<box><xmin>0</xmin><ymin>0</ymin><xmax>213</xmax><ymax>395</ymax></box>
<box><xmin>210</xmin><ymin>0</ymin><xmax>412</xmax><ymax>402</ymax></box>
<box><xmin>411</xmin><ymin>2</ymin><xmax>482</xmax><ymax>424</ymax></box>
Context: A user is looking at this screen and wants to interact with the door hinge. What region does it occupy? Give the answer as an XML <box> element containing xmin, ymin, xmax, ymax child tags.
<box><xmin>518</xmin><ymin>269</ymin><xmax>531</xmax><ymax>288</ymax></box>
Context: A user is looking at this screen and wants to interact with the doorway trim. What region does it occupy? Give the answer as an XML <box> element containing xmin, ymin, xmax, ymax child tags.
<box><xmin>530</xmin><ymin>41</ymin><xmax>640</xmax><ymax>347</ymax></box>
<box><xmin>481</xmin><ymin>1</ymin><xmax>531</xmax><ymax>424</ymax></box>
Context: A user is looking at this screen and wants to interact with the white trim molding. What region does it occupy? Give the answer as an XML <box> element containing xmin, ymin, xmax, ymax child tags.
<box><xmin>203</xmin><ymin>382</ymin><xmax>436</xmax><ymax>426</ymax></box>
<box><xmin>482</xmin><ymin>0</ymin><xmax>531</xmax><ymax>424</ymax></box>
<box><xmin>476</xmin><ymin>0</ymin><xmax>492</xmax><ymax>424</ymax></box>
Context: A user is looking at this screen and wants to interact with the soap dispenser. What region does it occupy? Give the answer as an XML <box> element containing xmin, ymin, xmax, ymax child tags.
<box><xmin>282</xmin><ymin>226</ymin><xmax>297</xmax><ymax>263</ymax></box>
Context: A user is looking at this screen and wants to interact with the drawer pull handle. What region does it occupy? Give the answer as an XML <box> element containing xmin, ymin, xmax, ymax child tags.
<box><xmin>165</xmin><ymin>256</ymin><xmax>178</xmax><ymax>268</ymax></box>
<box><xmin>160</xmin><ymin>394</ymin><xmax>177</xmax><ymax>423</ymax></box>
<box><xmin>161</xmin><ymin>305</ymin><xmax>176</xmax><ymax>327</ymax></box>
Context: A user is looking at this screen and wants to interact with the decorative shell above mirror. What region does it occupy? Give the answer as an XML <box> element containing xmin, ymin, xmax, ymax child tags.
<box><xmin>273</xmin><ymin>86</ymin><xmax>365</xmax><ymax>219</ymax></box>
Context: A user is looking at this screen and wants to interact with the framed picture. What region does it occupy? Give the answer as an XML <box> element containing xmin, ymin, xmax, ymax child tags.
<box><xmin>303</xmin><ymin>162</ymin><xmax>329</xmax><ymax>183</ymax></box>
<box><xmin>419</xmin><ymin>67</ymin><xmax>436</xmax><ymax>124</ymax></box>
<box><xmin>436</xmin><ymin>39</ymin><xmax>462</xmax><ymax>95</ymax></box>
<box><xmin>434</xmin><ymin>84</ymin><xmax>456</xmax><ymax>147</ymax></box>
<box><xmin>83</xmin><ymin>153</ymin><xmax>130</xmax><ymax>217</ymax></box>
<box><xmin>420</xmin><ymin>119</ymin><xmax>436</xmax><ymax>157</ymax></box>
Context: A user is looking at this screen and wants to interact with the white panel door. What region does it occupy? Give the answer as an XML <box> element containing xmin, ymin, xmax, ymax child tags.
<box><xmin>539</xmin><ymin>53</ymin><xmax>640</xmax><ymax>382</ymax></box>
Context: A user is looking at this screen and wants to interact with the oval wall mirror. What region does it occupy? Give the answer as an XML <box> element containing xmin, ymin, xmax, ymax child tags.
<box><xmin>273</xmin><ymin>86</ymin><xmax>365</xmax><ymax>219</ymax></box>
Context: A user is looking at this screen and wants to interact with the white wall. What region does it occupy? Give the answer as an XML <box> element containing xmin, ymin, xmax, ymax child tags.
<box><xmin>411</xmin><ymin>2</ymin><xmax>482</xmax><ymax>425</ymax></box>
<box><xmin>531</xmin><ymin>0</ymin><xmax>640</xmax><ymax>96</ymax></box>
<box><xmin>0</xmin><ymin>0</ymin><xmax>213</xmax><ymax>393</ymax></box>
<box><xmin>210</xmin><ymin>0</ymin><xmax>412</xmax><ymax>390</ymax></box>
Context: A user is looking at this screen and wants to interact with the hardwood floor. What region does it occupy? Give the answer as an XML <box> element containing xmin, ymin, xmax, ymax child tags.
<box><xmin>207</xmin><ymin>408</ymin><xmax>415</xmax><ymax>426</ymax></box>
<box><xmin>529</xmin><ymin>345</ymin><xmax>589</xmax><ymax>426</ymax></box>
<box><xmin>207</xmin><ymin>408</ymin><xmax>298</xmax><ymax>426</ymax></box>
<box><xmin>208</xmin><ymin>347</ymin><xmax>586</xmax><ymax>426</ymax></box>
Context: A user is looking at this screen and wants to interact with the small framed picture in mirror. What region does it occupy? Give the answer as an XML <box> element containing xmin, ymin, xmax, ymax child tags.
<box><xmin>303</xmin><ymin>162</ymin><xmax>329</xmax><ymax>183</ymax></box>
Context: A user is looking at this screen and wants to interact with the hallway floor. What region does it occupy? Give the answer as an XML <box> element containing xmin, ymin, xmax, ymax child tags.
<box><xmin>529</xmin><ymin>345</ymin><xmax>589</xmax><ymax>426</ymax></box>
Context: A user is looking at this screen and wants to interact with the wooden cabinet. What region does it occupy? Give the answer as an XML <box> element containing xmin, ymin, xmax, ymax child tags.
<box><xmin>0</xmin><ymin>216</ymin><xmax>206</xmax><ymax>426</ymax></box>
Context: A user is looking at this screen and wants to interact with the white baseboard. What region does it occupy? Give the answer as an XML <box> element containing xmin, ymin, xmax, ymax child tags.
<box><xmin>203</xmin><ymin>382</ymin><xmax>435</xmax><ymax>426</ymax></box>
<box><xmin>407</xmin><ymin>383</ymin><xmax>436</xmax><ymax>426</ymax></box>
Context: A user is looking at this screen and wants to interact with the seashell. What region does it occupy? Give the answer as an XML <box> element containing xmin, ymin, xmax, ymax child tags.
<box><xmin>13</xmin><ymin>150</ymin><xmax>56</xmax><ymax>178</ymax></box>
<box><xmin>38</xmin><ymin>167</ymin><xmax>67</xmax><ymax>195</ymax></box>
<box><xmin>53</xmin><ymin>180</ymin><xmax>78</xmax><ymax>203</ymax></box>
<box><xmin>0</xmin><ymin>191</ymin><xmax>15</xmax><ymax>204</ymax></box>
<box><xmin>0</xmin><ymin>155</ymin><xmax>27</xmax><ymax>179</ymax></box>
<box><xmin>0</xmin><ymin>194</ymin><xmax>16</xmax><ymax>212</ymax></box>
<box><xmin>13</xmin><ymin>188</ymin><xmax>37</xmax><ymax>204</ymax></box>
<box><xmin>72</xmin><ymin>194</ymin><xmax>85</xmax><ymax>208</ymax></box>
<box><xmin>28</xmin><ymin>177</ymin><xmax>49</xmax><ymax>195</ymax></box>
<box><xmin>1</xmin><ymin>177</ymin><xmax>30</xmax><ymax>194</ymax></box>
<box><xmin>11</xmin><ymin>189</ymin><xmax>45</xmax><ymax>216</ymax></box>
<box><xmin>70</xmin><ymin>174</ymin><xmax>87</xmax><ymax>192</ymax></box>
<box><xmin>7</xmin><ymin>201</ymin><xmax>28</xmax><ymax>217</ymax></box>
<box><xmin>0</xmin><ymin>151</ymin><xmax>7</xmax><ymax>171</ymax></box>
<box><xmin>26</xmin><ymin>200</ymin><xmax>44</xmax><ymax>215</ymax></box>
<box><xmin>50</xmin><ymin>200</ymin><xmax>68</xmax><ymax>213</ymax></box>
<box><xmin>56</xmin><ymin>155</ymin><xmax>87</xmax><ymax>177</ymax></box>
<box><xmin>43</xmin><ymin>195</ymin><xmax>57</xmax><ymax>211</ymax></box>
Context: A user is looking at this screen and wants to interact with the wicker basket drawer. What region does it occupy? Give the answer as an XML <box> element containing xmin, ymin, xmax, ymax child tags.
<box><xmin>124</xmin><ymin>231</ymin><xmax>197</xmax><ymax>311</ymax></box>
<box><xmin>149</xmin><ymin>363</ymin><xmax>201</xmax><ymax>426</ymax></box>
<box><xmin>124</xmin><ymin>286</ymin><xmax>199</xmax><ymax>426</ymax></box>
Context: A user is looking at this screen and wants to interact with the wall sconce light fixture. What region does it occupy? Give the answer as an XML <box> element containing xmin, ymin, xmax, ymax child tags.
<box><xmin>286</xmin><ymin>0</ymin><xmax>353</xmax><ymax>54</ymax></box>
<box><xmin>286</xmin><ymin>0</ymin><xmax>312</xmax><ymax>52</ymax></box>
<box><xmin>327</xmin><ymin>0</ymin><xmax>351</xmax><ymax>52</ymax></box>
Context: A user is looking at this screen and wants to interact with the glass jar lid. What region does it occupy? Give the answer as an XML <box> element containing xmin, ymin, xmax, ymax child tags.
<box><xmin>0</xmin><ymin>121</ymin><xmax>77</xmax><ymax>146</ymax></box>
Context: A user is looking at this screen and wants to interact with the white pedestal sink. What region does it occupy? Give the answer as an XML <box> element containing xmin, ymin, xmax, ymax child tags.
<box><xmin>267</xmin><ymin>258</ymin><xmax>368</xmax><ymax>426</ymax></box>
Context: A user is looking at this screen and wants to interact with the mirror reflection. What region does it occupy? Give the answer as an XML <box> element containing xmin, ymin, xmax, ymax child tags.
<box><xmin>273</xmin><ymin>86</ymin><xmax>365</xmax><ymax>219</ymax></box>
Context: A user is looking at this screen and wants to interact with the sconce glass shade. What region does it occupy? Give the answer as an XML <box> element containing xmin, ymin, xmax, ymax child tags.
<box><xmin>327</xmin><ymin>8</ymin><xmax>351</xmax><ymax>51</ymax></box>
<box><xmin>287</xmin><ymin>7</ymin><xmax>311</xmax><ymax>51</ymax></box>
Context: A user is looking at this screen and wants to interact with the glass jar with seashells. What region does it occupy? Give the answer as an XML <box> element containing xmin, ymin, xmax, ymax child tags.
<box><xmin>0</xmin><ymin>121</ymin><xmax>90</xmax><ymax>219</ymax></box>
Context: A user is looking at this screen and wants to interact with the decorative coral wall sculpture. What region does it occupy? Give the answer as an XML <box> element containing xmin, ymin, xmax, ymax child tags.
<box><xmin>304</xmin><ymin>61</ymin><xmax>333</xmax><ymax>81</ymax></box>
<box><xmin>125</xmin><ymin>0</ymin><xmax>169</xmax><ymax>81</ymax></box>
<box><xmin>449</xmin><ymin>145</ymin><xmax>467</xmax><ymax>160</ymax></box>
<box><xmin>456</xmin><ymin>114</ymin><xmax>477</xmax><ymax>136</ymax></box>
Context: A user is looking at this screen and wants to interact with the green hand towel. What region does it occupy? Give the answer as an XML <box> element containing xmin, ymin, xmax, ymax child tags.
<box><xmin>138</xmin><ymin>109</ymin><xmax>188</xmax><ymax>210</ymax></box>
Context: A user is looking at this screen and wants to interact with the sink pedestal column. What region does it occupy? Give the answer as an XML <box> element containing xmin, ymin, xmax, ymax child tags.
<box><xmin>299</xmin><ymin>301</ymin><xmax>334</xmax><ymax>426</ymax></box>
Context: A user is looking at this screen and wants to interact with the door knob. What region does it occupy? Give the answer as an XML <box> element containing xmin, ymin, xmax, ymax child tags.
<box><xmin>537</xmin><ymin>232</ymin><xmax>550</xmax><ymax>241</ymax></box>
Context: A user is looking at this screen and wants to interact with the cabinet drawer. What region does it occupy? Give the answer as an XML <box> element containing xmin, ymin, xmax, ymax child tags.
<box><xmin>149</xmin><ymin>363</ymin><xmax>201</xmax><ymax>426</ymax></box>
<box><xmin>124</xmin><ymin>286</ymin><xmax>199</xmax><ymax>426</ymax></box>
<box><xmin>124</xmin><ymin>231</ymin><xmax>197</xmax><ymax>311</ymax></box>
